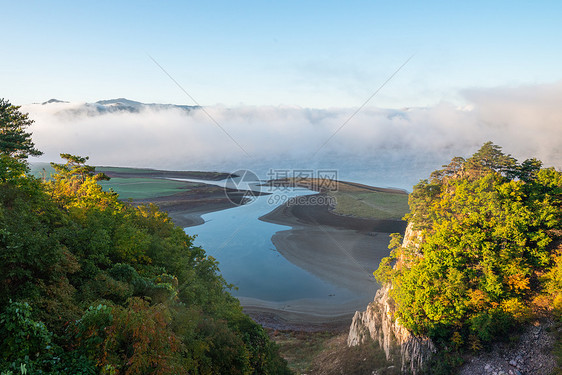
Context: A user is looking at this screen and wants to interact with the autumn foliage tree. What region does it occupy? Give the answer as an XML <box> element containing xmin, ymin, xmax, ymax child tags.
<box><xmin>376</xmin><ymin>142</ymin><xmax>562</xmax><ymax>349</ymax></box>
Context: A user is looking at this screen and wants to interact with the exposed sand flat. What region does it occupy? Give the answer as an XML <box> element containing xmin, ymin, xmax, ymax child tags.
<box><xmin>238</xmin><ymin>296</ymin><xmax>369</xmax><ymax>331</ymax></box>
<box><xmin>270</xmin><ymin>228</ymin><xmax>389</xmax><ymax>294</ymax></box>
<box><xmin>246</xmin><ymin>193</ymin><xmax>407</xmax><ymax>328</ymax></box>
<box><xmin>260</xmin><ymin>193</ymin><xmax>406</xmax><ymax>233</ymax></box>
<box><xmin>166</xmin><ymin>202</ymin><xmax>237</xmax><ymax>227</ymax></box>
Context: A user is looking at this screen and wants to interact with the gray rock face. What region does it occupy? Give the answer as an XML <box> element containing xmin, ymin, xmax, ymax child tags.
<box><xmin>347</xmin><ymin>223</ymin><xmax>436</xmax><ymax>374</ymax></box>
<box><xmin>348</xmin><ymin>284</ymin><xmax>436</xmax><ymax>374</ymax></box>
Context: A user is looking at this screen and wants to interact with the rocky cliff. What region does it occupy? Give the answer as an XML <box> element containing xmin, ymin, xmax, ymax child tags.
<box><xmin>347</xmin><ymin>223</ymin><xmax>436</xmax><ymax>374</ymax></box>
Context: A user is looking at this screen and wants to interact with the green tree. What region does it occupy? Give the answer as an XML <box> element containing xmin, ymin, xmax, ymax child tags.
<box><xmin>48</xmin><ymin>153</ymin><xmax>114</xmax><ymax>210</ymax></box>
<box><xmin>379</xmin><ymin>142</ymin><xmax>562</xmax><ymax>349</ymax></box>
<box><xmin>0</xmin><ymin>170</ymin><xmax>78</xmax><ymax>321</ymax></box>
<box><xmin>0</xmin><ymin>99</ymin><xmax>43</xmax><ymax>182</ymax></box>
<box><xmin>465</xmin><ymin>141</ymin><xmax>517</xmax><ymax>177</ymax></box>
<box><xmin>0</xmin><ymin>300</ymin><xmax>53</xmax><ymax>373</ymax></box>
<box><xmin>0</xmin><ymin>98</ymin><xmax>42</xmax><ymax>160</ymax></box>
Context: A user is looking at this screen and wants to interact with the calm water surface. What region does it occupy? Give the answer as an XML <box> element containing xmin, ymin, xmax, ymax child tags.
<box><xmin>184</xmin><ymin>188</ymin><xmax>362</xmax><ymax>303</ymax></box>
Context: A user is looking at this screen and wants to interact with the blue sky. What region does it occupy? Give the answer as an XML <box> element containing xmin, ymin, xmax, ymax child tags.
<box><xmin>3</xmin><ymin>1</ymin><xmax>562</xmax><ymax>108</ymax></box>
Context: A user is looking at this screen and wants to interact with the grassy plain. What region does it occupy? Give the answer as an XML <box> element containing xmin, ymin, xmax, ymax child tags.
<box><xmin>97</xmin><ymin>177</ymin><xmax>190</xmax><ymax>200</ymax></box>
<box><xmin>329</xmin><ymin>189</ymin><xmax>409</xmax><ymax>220</ymax></box>
<box><xmin>267</xmin><ymin>177</ymin><xmax>409</xmax><ymax>220</ymax></box>
<box><xmin>29</xmin><ymin>164</ymin><xmax>223</xmax><ymax>200</ymax></box>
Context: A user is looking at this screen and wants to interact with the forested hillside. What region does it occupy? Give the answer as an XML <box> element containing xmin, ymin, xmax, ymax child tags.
<box><xmin>376</xmin><ymin>142</ymin><xmax>562</xmax><ymax>358</ymax></box>
<box><xmin>0</xmin><ymin>98</ymin><xmax>291</xmax><ymax>374</ymax></box>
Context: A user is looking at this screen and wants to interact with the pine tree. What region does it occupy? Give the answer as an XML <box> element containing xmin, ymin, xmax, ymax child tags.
<box><xmin>0</xmin><ymin>98</ymin><xmax>42</xmax><ymax>160</ymax></box>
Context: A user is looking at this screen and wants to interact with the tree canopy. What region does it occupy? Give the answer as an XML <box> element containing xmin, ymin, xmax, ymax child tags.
<box><xmin>0</xmin><ymin>98</ymin><xmax>43</xmax><ymax>183</ymax></box>
<box><xmin>0</xmin><ymin>98</ymin><xmax>42</xmax><ymax>160</ymax></box>
<box><xmin>376</xmin><ymin>142</ymin><xmax>562</xmax><ymax>350</ymax></box>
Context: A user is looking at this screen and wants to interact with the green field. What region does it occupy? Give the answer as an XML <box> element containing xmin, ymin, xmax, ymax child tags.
<box><xmin>98</xmin><ymin>177</ymin><xmax>191</xmax><ymax>199</ymax></box>
<box><xmin>29</xmin><ymin>163</ymin><xmax>197</xmax><ymax>200</ymax></box>
<box><xmin>329</xmin><ymin>189</ymin><xmax>409</xmax><ymax>220</ymax></box>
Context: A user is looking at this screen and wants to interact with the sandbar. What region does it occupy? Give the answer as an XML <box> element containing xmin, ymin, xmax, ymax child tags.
<box><xmin>240</xmin><ymin>193</ymin><xmax>407</xmax><ymax>329</ymax></box>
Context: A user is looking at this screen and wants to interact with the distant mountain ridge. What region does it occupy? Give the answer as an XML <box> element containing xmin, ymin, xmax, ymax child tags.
<box><xmin>42</xmin><ymin>99</ymin><xmax>69</xmax><ymax>105</ymax></box>
<box><xmin>40</xmin><ymin>98</ymin><xmax>200</xmax><ymax>116</ymax></box>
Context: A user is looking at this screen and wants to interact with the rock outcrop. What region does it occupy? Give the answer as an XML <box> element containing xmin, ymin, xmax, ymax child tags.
<box><xmin>347</xmin><ymin>283</ymin><xmax>436</xmax><ymax>374</ymax></box>
<box><xmin>347</xmin><ymin>223</ymin><xmax>436</xmax><ymax>374</ymax></box>
<box><xmin>457</xmin><ymin>319</ymin><xmax>557</xmax><ymax>375</ymax></box>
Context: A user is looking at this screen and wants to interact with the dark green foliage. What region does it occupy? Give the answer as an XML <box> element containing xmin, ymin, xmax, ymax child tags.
<box><xmin>378</xmin><ymin>142</ymin><xmax>562</xmax><ymax>352</ymax></box>
<box><xmin>0</xmin><ymin>301</ymin><xmax>52</xmax><ymax>366</ymax></box>
<box><xmin>465</xmin><ymin>141</ymin><xmax>517</xmax><ymax>178</ymax></box>
<box><xmin>0</xmin><ymin>154</ymin><xmax>28</xmax><ymax>183</ymax></box>
<box><xmin>0</xmin><ymin>98</ymin><xmax>42</xmax><ymax>160</ymax></box>
<box><xmin>0</xmin><ymin>175</ymin><xmax>77</xmax><ymax>325</ymax></box>
<box><xmin>423</xmin><ymin>348</ymin><xmax>464</xmax><ymax>375</ymax></box>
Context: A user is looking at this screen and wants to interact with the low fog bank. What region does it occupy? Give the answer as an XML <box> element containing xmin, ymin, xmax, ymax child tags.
<box><xmin>24</xmin><ymin>81</ymin><xmax>562</xmax><ymax>190</ymax></box>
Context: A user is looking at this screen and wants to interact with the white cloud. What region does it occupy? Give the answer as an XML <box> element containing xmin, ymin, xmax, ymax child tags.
<box><xmin>462</xmin><ymin>81</ymin><xmax>562</xmax><ymax>164</ymax></box>
<box><xmin>23</xmin><ymin>82</ymin><xmax>562</xmax><ymax>189</ymax></box>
